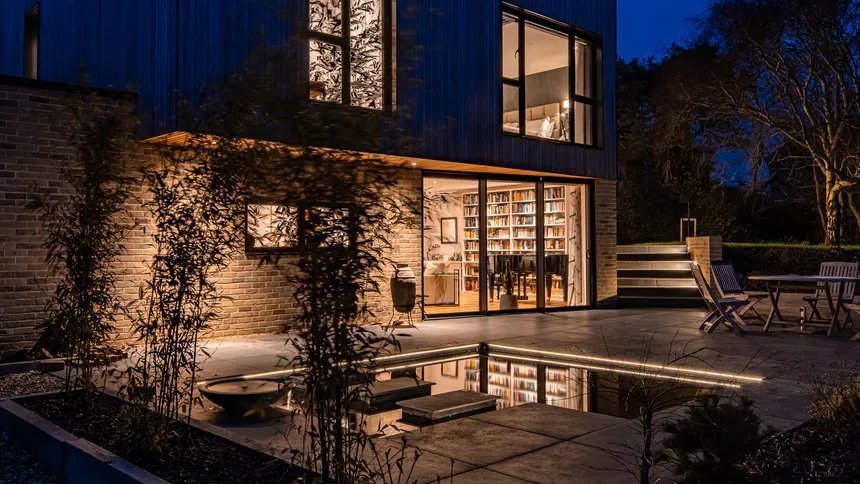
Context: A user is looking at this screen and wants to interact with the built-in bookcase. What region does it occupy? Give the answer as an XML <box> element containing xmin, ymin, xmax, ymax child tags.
<box><xmin>461</xmin><ymin>186</ymin><xmax>568</xmax><ymax>295</ymax></box>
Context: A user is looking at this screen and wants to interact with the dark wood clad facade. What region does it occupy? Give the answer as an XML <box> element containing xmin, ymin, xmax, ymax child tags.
<box><xmin>0</xmin><ymin>0</ymin><xmax>617</xmax><ymax>180</ymax></box>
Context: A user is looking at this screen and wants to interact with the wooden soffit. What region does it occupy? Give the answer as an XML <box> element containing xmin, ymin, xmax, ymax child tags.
<box><xmin>140</xmin><ymin>131</ymin><xmax>585</xmax><ymax>180</ymax></box>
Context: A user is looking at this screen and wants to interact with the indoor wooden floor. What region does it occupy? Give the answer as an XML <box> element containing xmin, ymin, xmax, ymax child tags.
<box><xmin>423</xmin><ymin>291</ymin><xmax>571</xmax><ymax>315</ymax></box>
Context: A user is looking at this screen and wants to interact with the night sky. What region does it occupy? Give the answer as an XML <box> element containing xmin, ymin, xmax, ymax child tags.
<box><xmin>617</xmin><ymin>0</ymin><xmax>710</xmax><ymax>61</ymax></box>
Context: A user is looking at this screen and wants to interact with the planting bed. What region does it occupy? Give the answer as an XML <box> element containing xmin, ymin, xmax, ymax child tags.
<box><xmin>16</xmin><ymin>392</ymin><xmax>304</xmax><ymax>484</ymax></box>
<box><xmin>745</xmin><ymin>421</ymin><xmax>860</xmax><ymax>482</ymax></box>
<box><xmin>0</xmin><ymin>370</ymin><xmax>64</xmax><ymax>398</ymax></box>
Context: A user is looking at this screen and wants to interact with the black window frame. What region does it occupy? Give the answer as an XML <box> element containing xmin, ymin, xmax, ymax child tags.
<box><xmin>245</xmin><ymin>201</ymin><xmax>358</xmax><ymax>255</ymax></box>
<box><xmin>308</xmin><ymin>0</ymin><xmax>395</xmax><ymax>112</ymax></box>
<box><xmin>23</xmin><ymin>4</ymin><xmax>40</xmax><ymax>80</ymax></box>
<box><xmin>501</xmin><ymin>4</ymin><xmax>602</xmax><ymax>148</ymax></box>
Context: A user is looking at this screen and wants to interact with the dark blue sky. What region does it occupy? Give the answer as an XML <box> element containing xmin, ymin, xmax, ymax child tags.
<box><xmin>617</xmin><ymin>0</ymin><xmax>709</xmax><ymax>61</ymax></box>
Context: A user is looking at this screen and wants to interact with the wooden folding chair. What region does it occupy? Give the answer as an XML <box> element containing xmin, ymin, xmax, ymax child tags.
<box><xmin>711</xmin><ymin>260</ymin><xmax>767</xmax><ymax>322</ymax></box>
<box><xmin>804</xmin><ymin>261</ymin><xmax>858</xmax><ymax>327</ymax></box>
<box><xmin>691</xmin><ymin>262</ymin><xmax>748</xmax><ymax>333</ymax></box>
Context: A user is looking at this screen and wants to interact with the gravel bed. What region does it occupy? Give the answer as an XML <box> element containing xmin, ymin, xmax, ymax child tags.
<box><xmin>0</xmin><ymin>371</ymin><xmax>64</xmax><ymax>398</ymax></box>
<box><xmin>0</xmin><ymin>431</ymin><xmax>65</xmax><ymax>484</ymax></box>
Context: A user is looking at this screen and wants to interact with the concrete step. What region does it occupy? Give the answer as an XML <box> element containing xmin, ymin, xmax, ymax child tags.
<box><xmin>617</xmin><ymin>245</ymin><xmax>687</xmax><ymax>255</ymax></box>
<box><xmin>617</xmin><ymin>278</ymin><xmax>697</xmax><ymax>288</ymax></box>
<box><xmin>617</xmin><ymin>260</ymin><xmax>693</xmax><ymax>271</ymax></box>
<box><xmin>618</xmin><ymin>296</ymin><xmax>706</xmax><ymax>309</ymax></box>
<box><xmin>618</xmin><ymin>287</ymin><xmax>701</xmax><ymax>299</ymax></box>
<box><xmin>617</xmin><ymin>253</ymin><xmax>692</xmax><ymax>262</ymax></box>
<box><xmin>618</xmin><ymin>269</ymin><xmax>692</xmax><ymax>279</ymax></box>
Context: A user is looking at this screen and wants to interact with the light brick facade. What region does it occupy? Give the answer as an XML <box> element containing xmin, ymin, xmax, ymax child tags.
<box><xmin>0</xmin><ymin>80</ymin><xmax>422</xmax><ymax>357</ymax></box>
<box><xmin>0</xmin><ymin>78</ymin><xmax>618</xmax><ymax>357</ymax></box>
<box><xmin>595</xmin><ymin>179</ymin><xmax>618</xmax><ymax>308</ymax></box>
<box><xmin>686</xmin><ymin>236</ymin><xmax>723</xmax><ymax>286</ymax></box>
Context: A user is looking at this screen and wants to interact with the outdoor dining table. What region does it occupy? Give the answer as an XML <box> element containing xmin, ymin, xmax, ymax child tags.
<box><xmin>747</xmin><ymin>274</ymin><xmax>860</xmax><ymax>337</ymax></box>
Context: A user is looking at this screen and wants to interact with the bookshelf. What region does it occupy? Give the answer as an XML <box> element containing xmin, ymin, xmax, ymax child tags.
<box><xmin>461</xmin><ymin>186</ymin><xmax>568</xmax><ymax>297</ymax></box>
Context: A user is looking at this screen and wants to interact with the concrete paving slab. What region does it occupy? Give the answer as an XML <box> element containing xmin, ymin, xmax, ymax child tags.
<box><xmin>469</xmin><ymin>403</ymin><xmax>625</xmax><ymax>441</ymax></box>
<box><xmin>400</xmin><ymin>418</ymin><xmax>559</xmax><ymax>467</ymax></box>
<box><xmin>487</xmin><ymin>440</ymin><xmax>635</xmax><ymax>484</ymax></box>
<box><xmin>449</xmin><ymin>467</ymin><xmax>535</xmax><ymax>483</ymax></box>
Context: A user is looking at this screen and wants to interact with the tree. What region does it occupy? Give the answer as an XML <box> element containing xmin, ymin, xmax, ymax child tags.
<box><xmin>698</xmin><ymin>0</ymin><xmax>860</xmax><ymax>245</ymax></box>
<box><xmin>29</xmin><ymin>93</ymin><xmax>136</xmax><ymax>395</ymax></box>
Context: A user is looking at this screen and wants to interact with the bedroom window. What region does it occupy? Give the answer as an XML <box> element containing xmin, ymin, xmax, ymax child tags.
<box><xmin>309</xmin><ymin>0</ymin><xmax>395</xmax><ymax>110</ymax></box>
<box><xmin>501</xmin><ymin>5</ymin><xmax>600</xmax><ymax>146</ymax></box>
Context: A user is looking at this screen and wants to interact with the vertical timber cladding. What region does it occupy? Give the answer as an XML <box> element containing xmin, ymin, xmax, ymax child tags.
<box><xmin>0</xmin><ymin>79</ymin><xmax>423</xmax><ymax>357</ymax></box>
<box><xmin>398</xmin><ymin>0</ymin><xmax>616</xmax><ymax>179</ymax></box>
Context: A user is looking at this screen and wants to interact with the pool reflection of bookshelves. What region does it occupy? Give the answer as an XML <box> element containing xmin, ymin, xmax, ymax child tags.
<box><xmin>464</xmin><ymin>357</ymin><xmax>538</xmax><ymax>409</ymax></box>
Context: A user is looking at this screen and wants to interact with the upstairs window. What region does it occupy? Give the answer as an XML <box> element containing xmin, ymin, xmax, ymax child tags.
<box><xmin>23</xmin><ymin>4</ymin><xmax>40</xmax><ymax>80</ymax></box>
<box><xmin>309</xmin><ymin>0</ymin><xmax>395</xmax><ymax>110</ymax></box>
<box><xmin>501</xmin><ymin>5</ymin><xmax>601</xmax><ymax>147</ymax></box>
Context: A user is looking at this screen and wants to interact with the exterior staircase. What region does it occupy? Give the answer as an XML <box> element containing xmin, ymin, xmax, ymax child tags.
<box><xmin>617</xmin><ymin>245</ymin><xmax>704</xmax><ymax>308</ymax></box>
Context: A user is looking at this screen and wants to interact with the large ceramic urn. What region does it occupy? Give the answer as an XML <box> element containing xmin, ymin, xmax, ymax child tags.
<box><xmin>391</xmin><ymin>263</ymin><xmax>417</xmax><ymax>313</ymax></box>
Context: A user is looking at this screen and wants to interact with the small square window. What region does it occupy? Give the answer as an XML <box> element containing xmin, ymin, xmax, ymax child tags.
<box><xmin>247</xmin><ymin>204</ymin><xmax>300</xmax><ymax>252</ymax></box>
<box><xmin>305</xmin><ymin>206</ymin><xmax>352</xmax><ymax>248</ymax></box>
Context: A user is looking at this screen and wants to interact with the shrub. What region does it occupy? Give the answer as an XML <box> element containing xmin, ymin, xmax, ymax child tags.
<box><xmin>662</xmin><ymin>396</ymin><xmax>774</xmax><ymax>484</ymax></box>
<box><xmin>724</xmin><ymin>244</ymin><xmax>860</xmax><ymax>291</ymax></box>
<box><xmin>807</xmin><ymin>366</ymin><xmax>860</xmax><ymax>437</ymax></box>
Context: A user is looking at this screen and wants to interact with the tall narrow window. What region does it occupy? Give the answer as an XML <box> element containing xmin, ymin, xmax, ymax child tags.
<box><xmin>309</xmin><ymin>0</ymin><xmax>393</xmax><ymax>110</ymax></box>
<box><xmin>23</xmin><ymin>5</ymin><xmax>40</xmax><ymax>80</ymax></box>
<box><xmin>501</xmin><ymin>5</ymin><xmax>601</xmax><ymax>147</ymax></box>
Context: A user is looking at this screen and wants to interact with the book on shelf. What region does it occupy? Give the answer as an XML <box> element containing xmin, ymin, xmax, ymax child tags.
<box><xmin>512</xmin><ymin>189</ymin><xmax>535</xmax><ymax>202</ymax></box>
<box><xmin>544</xmin><ymin>187</ymin><xmax>565</xmax><ymax>200</ymax></box>
<box><xmin>463</xmin><ymin>194</ymin><xmax>479</xmax><ymax>205</ymax></box>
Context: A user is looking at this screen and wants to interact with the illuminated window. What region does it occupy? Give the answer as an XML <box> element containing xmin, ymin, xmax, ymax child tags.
<box><xmin>305</xmin><ymin>206</ymin><xmax>352</xmax><ymax>248</ymax></box>
<box><xmin>308</xmin><ymin>0</ymin><xmax>394</xmax><ymax>110</ymax></box>
<box><xmin>246</xmin><ymin>204</ymin><xmax>300</xmax><ymax>252</ymax></box>
<box><xmin>501</xmin><ymin>5</ymin><xmax>601</xmax><ymax>147</ymax></box>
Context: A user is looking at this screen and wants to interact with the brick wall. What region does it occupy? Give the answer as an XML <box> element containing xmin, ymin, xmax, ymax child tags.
<box><xmin>0</xmin><ymin>79</ymin><xmax>422</xmax><ymax>357</ymax></box>
<box><xmin>686</xmin><ymin>236</ymin><xmax>723</xmax><ymax>286</ymax></box>
<box><xmin>595</xmin><ymin>179</ymin><xmax>618</xmax><ymax>308</ymax></box>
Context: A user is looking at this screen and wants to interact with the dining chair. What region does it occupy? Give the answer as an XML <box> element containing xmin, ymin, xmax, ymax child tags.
<box><xmin>804</xmin><ymin>261</ymin><xmax>858</xmax><ymax>327</ymax></box>
<box><xmin>711</xmin><ymin>260</ymin><xmax>767</xmax><ymax>322</ymax></box>
<box><xmin>691</xmin><ymin>262</ymin><xmax>748</xmax><ymax>333</ymax></box>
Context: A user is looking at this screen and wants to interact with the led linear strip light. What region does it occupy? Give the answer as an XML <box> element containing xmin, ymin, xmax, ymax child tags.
<box><xmin>488</xmin><ymin>352</ymin><xmax>743</xmax><ymax>389</ymax></box>
<box><xmin>489</xmin><ymin>344</ymin><xmax>763</xmax><ymax>383</ymax></box>
<box><xmin>231</xmin><ymin>344</ymin><xmax>480</xmax><ymax>381</ymax></box>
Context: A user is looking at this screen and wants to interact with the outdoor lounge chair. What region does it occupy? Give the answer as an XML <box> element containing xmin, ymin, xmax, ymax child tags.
<box><xmin>691</xmin><ymin>262</ymin><xmax>748</xmax><ymax>333</ymax></box>
<box><xmin>803</xmin><ymin>261</ymin><xmax>858</xmax><ymax>327</ymax></box>
<box><xmin>711</xmin><ymin>260</ymin><xmax>767</xmax><ymax>322</ymax></box>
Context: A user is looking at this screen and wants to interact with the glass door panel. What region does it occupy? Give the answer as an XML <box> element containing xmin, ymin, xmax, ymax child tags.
<box><xmin>486</xmin><ymin>180</ymin><xmax>537</xmax><ymax>312</ymax></box>
<box><xmin>423</xmin><ymin>176</ymin><xmax>482</xmax><ymax>315</ymax></box>
<box><xmin>544</xmin><ymin>183</ymin><xmax>590</xmax><ymax>308</ymax></box>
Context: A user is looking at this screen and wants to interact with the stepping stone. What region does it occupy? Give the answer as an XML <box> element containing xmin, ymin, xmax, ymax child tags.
<box><xmin>353</xmin><ymin>377</ymin><xmax>435</xmax><ymax>413</ymax></box>
<box><xmin>398</xmin><ymin>390</ymin><xmax>499</xmax><ymax>427</ymax></box>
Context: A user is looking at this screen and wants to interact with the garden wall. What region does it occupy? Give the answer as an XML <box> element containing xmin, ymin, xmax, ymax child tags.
<box><xmin>0</xmin><ymin>77</ymin><xmax>422</xmax><ymax>358</ymax></box>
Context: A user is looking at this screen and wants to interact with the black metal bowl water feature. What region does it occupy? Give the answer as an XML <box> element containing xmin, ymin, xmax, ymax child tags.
<box><xmin>199</xmin><ymin>377</ymin><xmax>291</xmax><ymax>412</ymax></box>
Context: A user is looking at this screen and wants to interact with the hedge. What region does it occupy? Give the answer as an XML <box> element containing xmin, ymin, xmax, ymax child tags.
<box><xmin>723</xmin><ymin>244</ymin><xmax>860</xmax><ymax>291</ymax></box>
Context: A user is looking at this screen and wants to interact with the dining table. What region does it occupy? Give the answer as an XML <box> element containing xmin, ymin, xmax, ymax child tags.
<box><xmin>747</xmin><ymin>274</ymin><xmax>860</xmax><ymax>337</ymax></box>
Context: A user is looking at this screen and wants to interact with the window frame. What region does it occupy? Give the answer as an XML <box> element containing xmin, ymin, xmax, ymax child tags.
<box><xmin>23</xmin><ymin>4</ymin><xmax>40</xmax><ymax>80</ymax></box>
<box><xmin>245</xmin><ymin>201</ymin><xmax>358</xmax><ymax>255</ymax></box>
<box><xmin>500</xmin><ymin>4</ymin><xmax>602</xmax><ymax>148</ymax></box>
<box><xmin>308</xmin><ymin>0</ymin><xmax>395</xmax><ymax>111</ymax></box>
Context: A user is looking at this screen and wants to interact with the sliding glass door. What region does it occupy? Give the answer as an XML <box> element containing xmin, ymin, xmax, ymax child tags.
<box><xmin>422</xmin><ymin>174</ymin><xmax>591</xmax><ymax>318</ymax></box>
<box><xmin>423</xmin><ymin>175</ymin><xmax>483</xmax><ymax>315</ymax></box>
<box><xmin>486</xmin><ymin>180</ymin><xmax>538</xmax><ymax>312</ymax></box>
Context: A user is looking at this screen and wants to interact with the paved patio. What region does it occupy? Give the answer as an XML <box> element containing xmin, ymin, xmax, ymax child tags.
<box><xmin>190</xmin><ymin>306</ymin><xmax>860</xmax><ymax>483</ymax></box>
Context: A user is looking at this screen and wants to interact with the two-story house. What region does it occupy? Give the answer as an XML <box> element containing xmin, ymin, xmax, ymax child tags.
<box><xmin>0</xmin><ymin>0</ymin><xmax>617</xmax><ymax>348</ymax></box>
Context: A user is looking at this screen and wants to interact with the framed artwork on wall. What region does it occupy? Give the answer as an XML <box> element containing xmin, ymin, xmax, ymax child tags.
<box><xmin>441</xmin><ymin>361</ymin><xmax>458</xmax><ymax>377</ymax></box>
<box><xmin>441</xmin><ymin>217</ymin><xmax>458</xmax><ymax>244</ymax></box>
